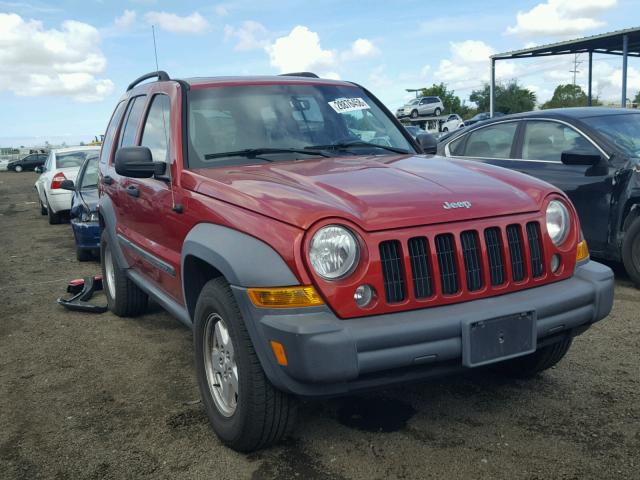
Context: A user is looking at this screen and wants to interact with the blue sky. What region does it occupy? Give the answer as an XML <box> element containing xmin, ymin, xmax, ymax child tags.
<box><xmin>0</xmin><ymin>0</ymin><xmax>637</xmax><ymax>146</ymax></box>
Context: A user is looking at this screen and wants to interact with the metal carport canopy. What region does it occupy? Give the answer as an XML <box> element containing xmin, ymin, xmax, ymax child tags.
<box><xmin>489</xmin><ymin>26</ymin><xmax>640</xmax><ymax>116</ymax></box>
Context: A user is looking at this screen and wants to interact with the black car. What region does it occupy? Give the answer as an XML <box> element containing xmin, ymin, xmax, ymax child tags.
<box><xmin>438</xmin><ymin>107</ymin><xmax>640</xmax><ymax>285</ymax></box>
<box><xmin>464</xmin><ymin>111</ymin><xmax>504</xmax><ymax>127</ymax></box>
<box><xmin>7</xmin><ymin>153</ymin><xmax>48</xmax><ymax>172</ymax></box>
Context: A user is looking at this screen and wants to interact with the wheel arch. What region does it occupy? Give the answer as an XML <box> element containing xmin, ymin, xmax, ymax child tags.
<box><xmin>621</xmin><ymin>199</ymin><xmax>640</xmax><ymax>232</ymax></box>
<box><xmin>181</xmin><ymin>223</ymin><xmax>299</xmax><ymax>321</ymax></box>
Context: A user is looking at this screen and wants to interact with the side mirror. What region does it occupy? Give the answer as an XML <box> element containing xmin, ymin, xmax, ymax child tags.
<box><xmin>561</xmin><ymin>151</ymin><xmax>601</xmax><ymax>166</ymax></box>
<box><xmin>59</xmin><ymin>180</ymin><xmax>75</xmax><ymax>191</ymax></box>
<box><xmin>115</xmin><ymin>147</ymin><xmax>166</xmax><ymax>178</ymax></box>
<box><xmin>416</xmin><ymin>132</ymin><xmax>438</xmax><ymax>155</ymax></box>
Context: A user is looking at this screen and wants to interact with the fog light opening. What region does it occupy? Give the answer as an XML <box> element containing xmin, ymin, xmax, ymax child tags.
<box><xmin>354</xmin><ymin>284</ymin><xmax>375</xmax><ymax>308</ymax></box>
<box><xmin>551</xmin><ymin>254</ymin><xmax>561</xmax><ymax>273</ymax></box>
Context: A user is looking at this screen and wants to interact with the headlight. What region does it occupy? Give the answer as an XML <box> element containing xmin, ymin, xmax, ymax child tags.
<box><xmin>309</xmin><ymin>225</ymin><xmax>359</xmax><ymax>280</ymax></box>
<box><xmin>546</xmin><ymin>200</ymin><xmax>570</xmax><ymax>245</ymax></box>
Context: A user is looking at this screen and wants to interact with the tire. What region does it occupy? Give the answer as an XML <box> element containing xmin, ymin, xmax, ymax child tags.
<box><xmin>15</xmin><ymin>165</ymin><xmax>23</xmax><ymax>172</ymax></box>
<box><xmin>46</xmin><ymin>197</ymin><xmax>62</xmax><ymax>225</ymax></box>
<box><xmin>410</xmin><ymin>109</ymin><xmax>419</xmax><ymax>119</ymax></box>
<box><xmin>443</xmin><ymin>127</ymin><xmax>449</xmax><ymax>132</ymax></box>
<box><xmin>622</xmin><ymin>216</ymin><xmax>640</xmax><ymax>287</ymax></box>
<box><xmin>194</xmin><ymin>277</ymin><xmax>296</xmax><ymax>452</ymax></box>
<box><xmin>100</xmin><ymin>231</ymin><xmax>148</xmax><ymax>317</ymax></box>
<box><xmin>493</xmin><ymin>338</ymin><xmax>572</xmax><ymax>379</ymax></box>
<box><xmin>434</xmin><ymin>107</ymin><xmax>442</xmax><ymax>116</ymax></box>
<box><xmin>76</xmin><ymin>246</ymin><xmax>93</xmax><ymax>262</ymax></box>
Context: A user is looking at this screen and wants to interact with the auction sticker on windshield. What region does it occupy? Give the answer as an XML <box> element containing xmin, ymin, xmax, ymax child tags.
<box><xmin>328</xmin><ymin>98</ymin><xmax>370</xmax><ymax>113</ymax></box>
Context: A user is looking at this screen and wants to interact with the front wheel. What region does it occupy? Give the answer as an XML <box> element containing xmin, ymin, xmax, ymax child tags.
<box><xmin>434</xmin><ymin>107</ymin><xmax>442</xmax><ymax>116</ymax></box>
<box><xmin>493</xmin><ymin>338</ymin><xmax>572</xmax><ymax>379</ymax></box>
<box><xmin>622</xmin><ymin>217</ymin><xmax>640</xmax><ymax>287</ymax></box>
<box><xmin>410</xmin><ymin>109</ymin><xmax>418</xmax><ymax>119</ymax></box>
<box><xmin>194</xmin><ymin>277</ymin><xmax>296</xmax><ymax>452</ymax></box>
<box><xmin>15</xmin><ymin>165</ymin><xmax>23</xmax><ymax>172</ymax></box>
<box><xmin>442</xmin><ymin>127</ymin><xmax>449</xmax><ymax>132</ymax></box>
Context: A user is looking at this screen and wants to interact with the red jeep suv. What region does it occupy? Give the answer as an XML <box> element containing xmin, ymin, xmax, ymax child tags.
<box><xmin>98</xmin><ymin>71</ymin><xmax>614</xmax><ymax>452</ymax></box>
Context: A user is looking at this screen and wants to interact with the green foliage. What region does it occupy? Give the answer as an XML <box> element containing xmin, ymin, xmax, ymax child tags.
<box><xmin>633</xmin><ymin>91</ymin><xmax>640</xmax><ymax>105</ymax></box>
<box><xmin>541</xmin><ymin>84</ymin><xmax>600</xmax><ymax>109</ymax></box>
<box><xmin>470</xmin><ymin>81</ymin><xmax>536</xmax><ymax>114</ymax></box>
<box><xmin>420</xmin><ymin>83</ymin><xmax>470</xmax><ymax>116</ymax></box>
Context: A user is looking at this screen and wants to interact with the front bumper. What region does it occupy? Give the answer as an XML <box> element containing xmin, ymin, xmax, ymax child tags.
<box><xmin>71</xmin><ymin>220</ymin><xmax>101</xmax><ymax>249</ymax></box>
<box><xmin>232</xmin><ymin>261</ymin><xmax>614</xmax><ymax>397</ymax></box>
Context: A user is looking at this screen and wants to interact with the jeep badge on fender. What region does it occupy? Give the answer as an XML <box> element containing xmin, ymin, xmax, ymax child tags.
<box><xmin>98</xmin><ymin>70</ymin><xmax>614</xmax><ymax>453</ymax></box>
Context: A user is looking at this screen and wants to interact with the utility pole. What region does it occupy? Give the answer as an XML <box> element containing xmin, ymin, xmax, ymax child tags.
<box><xmin>569</xmin><ymin>53</ymin><xmax>582</xmax><ymax>86</ymax></box>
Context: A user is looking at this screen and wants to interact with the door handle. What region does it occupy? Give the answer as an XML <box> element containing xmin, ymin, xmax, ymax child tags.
<box><xmin>102</xmin><ymin>175</ymin><xmax>113</xmax><ymax>185</ymax></box>
<box><xmin>126</xmin><ymin>185</ymin><xmax>140</xmax><ymax>198</ymax></box>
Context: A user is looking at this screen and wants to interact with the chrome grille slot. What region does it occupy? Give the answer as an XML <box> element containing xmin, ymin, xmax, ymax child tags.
<box><xmin>484</xmin><ymin>227</ymin><xmax>505</xmax><ymax>286</ymax></box>
<box><xmin>435</xmin><ymin>234</ymin><xmax>459</xmax><ymax>295</ymax></box>
<box><xmin>526</xmin><ymin>222</ymin><xmax>545</xmax><ymax>278</ymax></box>
<box><xmin>506</xmin><ymin>224</ymin><xmax>526</xmax><ymax>282</ymax></box>
<box><xmin>460</xmin><ymin>230</ymin><xmax>483</xmax><ymax>291</ymax></box>
<box><xmin>408</xmin><ymin>237</ymin><xmax>433</xmax><ymax>299</ymax></box>
<box><xmin>379</xmin><ymin>240</ymin><xmax>406</xmax><ymax>303</ymax></box>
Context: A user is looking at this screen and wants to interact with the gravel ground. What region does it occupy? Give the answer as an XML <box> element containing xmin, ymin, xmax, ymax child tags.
<box><xmin>1</xmin><ymin>171</ymin><xmax>638</xmax><ymax>480</ymax></box>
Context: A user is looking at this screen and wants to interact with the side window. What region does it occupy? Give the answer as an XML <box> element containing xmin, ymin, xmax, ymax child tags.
<box><xmin>448</xmin><ymin>136</ymin><xmax>466</xmax><ymax>156</ymax></box>
<box><xmin>141</xmin><ymin>95</ymin><xmax>171</xmax><ymax>163</ymax></box>
<box><xmin>522</xmin><ymin>121</ymin><xmax>600</xmax><ymax>162</ymax></box>
<box><xmin>80</xmin><ymin>156</ymin><xmax>99</xmax><ymax>189</ymax></box>
<box><xmin>462</xmin><ymin>122</ymin><xmax>518</xmax><ymax>159</ymax></box>
<box><xmin>119</xmin><ymin>96</ymin><xmax>147</xmax><ymax>148</ymax></box>
<box><xmin>419</xmin><ymin>98</ymin><xmax>427</xmax><ymax>105</ymax></box>
<box><xmin>100</xmin><ymin>101</ymin><xmax>126</xmax><ymax>164</ymax></box>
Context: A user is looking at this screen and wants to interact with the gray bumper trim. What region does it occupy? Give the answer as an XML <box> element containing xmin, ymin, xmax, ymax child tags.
<box><xmin>232</xmin><ymin>261</ymin><xmax>614</xmax><ymax>397</ymax></box>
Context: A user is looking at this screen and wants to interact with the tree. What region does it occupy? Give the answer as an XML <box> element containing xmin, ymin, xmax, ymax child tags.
<box><xmin>541</xmin><ymin>84</ymin><xmax>600</xmax><ymax>109</ymax></box>
<box><xmin>420</xmin><ymin>83</ymin><xmax>469</xmax><ymax>116</ymax></box>
<box><xmin>470</xmin><ymin>81</ymin><xmax>536</xmax><ymax>114</ymax></box>
<box><xmin>633</xmin><ymin>91</ymin><xmax>640</xmax><ymax>106</ymax></box>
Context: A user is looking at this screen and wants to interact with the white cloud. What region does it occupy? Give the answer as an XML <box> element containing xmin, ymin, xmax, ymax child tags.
<box><xmin>214</xmin><ymin>4</ymin><xmax>229</xmax><ymax>16</ymax></box>
<box><xmin>266</xmin><ymin>26</ymin><xmax>338</xmax><ymax>77</ymax></box>
<box><xmin>506</xmin><ymin>0</ymin><xmax>617</xmax><ymax>37</ymax></box>
<box><xmin>114</xmin><ymin>9</ymin><xmax>136</xmax><ymax>30</ymax></box>
<box><xmin>0</xmin><ymin>13</ymin><xmax>113</xmax><ymax>102</ymax></box>
<box><xmin>144</xmin><ymin>11</ymin><xmax>209</xmax><ymax>34</ymax></box>
<box><xmin>224</xmin><ymin>21</ymin><xmax>269</xmax><ymax>51</ymax></box>
<box><xmin>341</xmin><ymin>38</ymin><xmax>379</xmax><ymax>60</ymax></box>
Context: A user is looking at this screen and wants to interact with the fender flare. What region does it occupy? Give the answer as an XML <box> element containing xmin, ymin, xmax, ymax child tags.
<box><xmin>181</xmin><ymin>223</ymin><xmax>299</xmax><ymax>318</ymax></box>
<box><xmin>98</xmin><ymin>195</ymin><xmax>130</xmax><ymax>270</ymax></box>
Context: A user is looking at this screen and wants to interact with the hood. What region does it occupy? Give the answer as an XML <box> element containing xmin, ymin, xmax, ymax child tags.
<box><xmin>188</xmin><ymin>155</ymin><xmax>555</xmax><ymax>231</ymax></box>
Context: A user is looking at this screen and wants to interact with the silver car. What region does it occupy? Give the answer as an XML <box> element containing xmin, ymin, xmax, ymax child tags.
<box><xmin>396</xmin><ymin>96</ymin><xmax>444</xmax><ymax>119</ymax></box>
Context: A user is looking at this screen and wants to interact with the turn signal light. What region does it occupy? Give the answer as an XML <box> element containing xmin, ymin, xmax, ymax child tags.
<box><xmin>576</xmin><ymin>239</ymin><xmax>589</xmax><ymax>262</ymax></box>
<box><xmin>50</xmin><ymin>171</ymin><xmax>67</xmax><ymax>189</ymax></box>
<box><xmin>270</xmin><ymin>341</ymin><xmax>288</xmax><ymax>366</ymax></box>
<box><xmin>247</xmin><ymin>286</ymin><xmax>324</xmax><ymax>308</ymax></box>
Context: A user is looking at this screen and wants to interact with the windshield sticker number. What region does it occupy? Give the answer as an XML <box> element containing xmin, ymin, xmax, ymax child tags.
<box><xmin>328</xmin><ymin>98</ymin><xmax>370</xmax><ymax>113</ymax></box>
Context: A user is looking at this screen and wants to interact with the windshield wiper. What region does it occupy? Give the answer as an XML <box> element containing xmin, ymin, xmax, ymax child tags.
<box><xmin>305</xmin><ymin>140</ymin><xmax>410</xmax><ymax>155</ymax></box>
<box><xmin>204</xmin><ymin>148</ymin><xmax>330</xmax><ymax>160</ymax></box>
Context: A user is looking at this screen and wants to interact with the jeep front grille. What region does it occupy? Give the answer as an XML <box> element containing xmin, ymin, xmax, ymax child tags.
<box><xmin>379</xmin><ymin>221</ymin><xmax>546</xmax><ymax>304</ymax></box>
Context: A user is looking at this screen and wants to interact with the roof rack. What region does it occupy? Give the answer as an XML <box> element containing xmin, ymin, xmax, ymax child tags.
<box><xmin>127</xmin><ymin>71</ymin><xmax>170</xmax><ymax>91</ymax></box>
<box><xmin>278</xmin><ymin>72</ymin><xmax>319</xmax><ymax>78</ymax></box>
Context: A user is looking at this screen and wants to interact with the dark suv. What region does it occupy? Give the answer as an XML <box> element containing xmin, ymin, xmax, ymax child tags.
<box><xmin>99</xmin><ymin>71</ymin><xmax>614</xmax><ymax>452</ymax></box>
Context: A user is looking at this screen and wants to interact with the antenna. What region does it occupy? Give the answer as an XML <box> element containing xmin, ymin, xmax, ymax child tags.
<box><xmin>152</xmin><ymin>25</ymin><xmax>160</xmax><ymax>72</ymax></box>
<box><xmin>151</xmin><ymin>25</ymin><xmax>183</xmax><ymax>214</ymax></box>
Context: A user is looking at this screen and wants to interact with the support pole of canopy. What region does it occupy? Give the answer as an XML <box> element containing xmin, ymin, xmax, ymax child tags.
<box><xmin>622</xmin><ymin>34</ymin><xmax>628</xmax><ymax>108</ymax></box>
<box><xmin>490</xmin><ymin>58</ymin><xmax>496</xmax><ymax>117</ymax></box>
<box><xmin>588</xmin><ymin>51</ymin><xmax>593</xmax><ymax>106</ymax></box>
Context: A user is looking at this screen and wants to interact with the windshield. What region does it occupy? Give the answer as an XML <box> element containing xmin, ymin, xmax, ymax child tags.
<box><xmin>187</xmin><ymin>84</ymin><xmax>414</xmax><ymax>168</ymax></box>
<box><xmin>55</xmin><ymin>151</ymin><xmax>92</xmax><ymax>169</ymax></box>
<box><xmin>582</xmin><ymin>113</ymin><xmax>640</xmax><ymax>157</ymax></box>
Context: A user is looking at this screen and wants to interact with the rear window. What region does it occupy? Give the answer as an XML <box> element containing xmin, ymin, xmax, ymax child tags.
<box><xmin>56</xmin><ymin>151</ymin><xmax>91</xmax><ymax>169</ymax></box>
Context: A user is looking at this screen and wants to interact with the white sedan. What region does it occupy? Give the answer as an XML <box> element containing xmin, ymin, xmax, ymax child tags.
<box><xmin>35</xmin><ymin>146</ymin><xmax>100</xmax><ymax>224</ymax></box>
<box><xmin>440</xmin><ymin>114</ymin><xmax>464</xmax><ymax>132</ymax></box>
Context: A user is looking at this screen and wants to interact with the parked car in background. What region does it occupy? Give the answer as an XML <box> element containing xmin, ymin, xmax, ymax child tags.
<box><xmin>464</xmin><ymin>111</ymin><xmax>505</xmax><ymax>127</ymax></box>
<box><xmin>396</xmin><ymin>96</ymin><xmax>444</xmax><ymax>119</ymax></box>
<box><xmin>60</xmin><ymin>153</ymin><xmax>100</xmax><ymax>261</ymax></box>
<box><xmin>440</xmin><ymin>114</ymin><xmax>464</xmax><ymax>132</ymax></box>
<box><xmin>34</xmin><ymin>145</ymin><xmax>100</xmax><ymax>224</ymax></box>
<box><xmin>0</xmin><ymin>159</ymin><xmax>9</xmax><ymax>171</ymax></box>
<box><xmin>438</xmin><ymin>107</ymin><xmax>640</xmax><ymax>285</ymax></box>
<box><xmin>403</xmin><ymin>124</ymin><xmax>426</xmax><ymax>140</ymax></box>
<box><xmin>7</xmin><ymin>153</ymin><xmax>48</xmax><ymax>172</ymax></box>
<box><xmin>98</xmin><ymin>71</ymin><xmax>612</xmax><ymax>452</ymax></box>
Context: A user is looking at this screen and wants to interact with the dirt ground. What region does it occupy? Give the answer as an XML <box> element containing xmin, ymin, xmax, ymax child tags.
<box><xmin>0</xmin><ymin>171</ymin><xmax>638</xmax><ymax>480</ymax></box>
